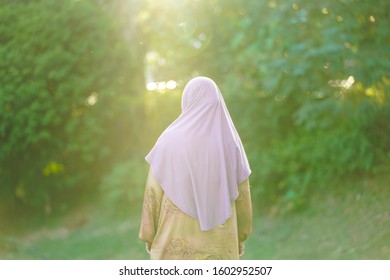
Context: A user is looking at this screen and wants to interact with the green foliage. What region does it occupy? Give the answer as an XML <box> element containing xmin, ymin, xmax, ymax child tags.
<box><xmin>138</xmin><ymin>0</ymin><xmax>390</xmax><ymax>211</ymax></box>
<box><xmin>0</xmin><ymin>0</ymin><xmax>143</xmax><ymax>214</ymax></box>
<box><xmin>1</xmin><ymin>0</ymin><xmax>390</xmax><ymax>219</ymax></box>
<box><xmin>99</xmin><ymin>157</ymin><xmax>148</xmax><ymax>209</ymax></box>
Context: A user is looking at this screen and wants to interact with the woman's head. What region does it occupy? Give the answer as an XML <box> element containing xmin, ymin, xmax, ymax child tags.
<box><xmin>181</xmin><ymin>77</ymin><xmax>221</xmax><ymax>112</ymax></box>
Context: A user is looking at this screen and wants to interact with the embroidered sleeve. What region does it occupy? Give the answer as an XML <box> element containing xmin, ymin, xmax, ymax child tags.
<box><xmin>138</xmin><ymin>169</ymin><xmax>163</xmax><ymax>247</ymax></box>
<box><xmin>235</xmin><ymin>179</ymin><xmax>253</xmax><ymax>243</ymax></box>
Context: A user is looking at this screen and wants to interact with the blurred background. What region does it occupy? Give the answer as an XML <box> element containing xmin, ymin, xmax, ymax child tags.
<box><xmin>0</xmin><ymin>0</ymin><xmax>389</xmax><ymax>259</ymax></box>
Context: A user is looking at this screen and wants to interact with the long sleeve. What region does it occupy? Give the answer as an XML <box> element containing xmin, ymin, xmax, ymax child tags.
<box><xmin>235</xmin><ymin>179</ymin><xmax>253</xmax><ymax>255</ymax></box>
<box><xmin>139</xmin><ymin>169</ymin><xmax>164</xmax><ymax>249</ymax></box>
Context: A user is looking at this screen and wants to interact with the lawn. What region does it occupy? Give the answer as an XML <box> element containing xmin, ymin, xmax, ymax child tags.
<box><xmin>1</xmin><ymin>174</ymin><xmax>389</xmax><ymax>260</ymax></box>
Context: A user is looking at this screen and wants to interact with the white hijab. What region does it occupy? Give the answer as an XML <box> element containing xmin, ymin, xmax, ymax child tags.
<box><xmin>146</xmin><ymin>76</ymin><xmax>251</xmax><ymax>231</ymax></box>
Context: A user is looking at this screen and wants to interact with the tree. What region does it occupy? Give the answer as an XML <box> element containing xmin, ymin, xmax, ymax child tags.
<box><xmin>137</xmin><ymin>0</ymin><xmax>390</xmax><ymax>210</ymax></box>
<box><xmin>0</xmin><ymin>0</ymin><xmax>144</xmax><ymax>215</ymax></box>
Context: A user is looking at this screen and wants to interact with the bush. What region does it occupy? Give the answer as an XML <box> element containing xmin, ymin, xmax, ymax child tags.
<box><xmin>247</xmin><ymin>86</ymin><xmax>390</xmax><ymax>212</ymax></box>
<box><xmin>0</xmin><ymin>0</ymin><xmax>143</xmax><ymax>215</ymax></box>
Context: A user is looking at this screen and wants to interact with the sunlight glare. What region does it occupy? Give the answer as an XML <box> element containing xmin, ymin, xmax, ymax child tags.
<box><xmin>157</xmin><ymin>82</ymin><xmax>167</xmax><ymax>91</ymax></box>
<box><xmin>166</xmin><ymin>80</ymin><xmax>177</xmax><ymax>89</ymax></box>
<box><xmin>191</xmin><ymin>40</ymin><xmax>202</xmax><ymax>49</ymax></box>
<box><xmin>146</xmin><ymin>80</ymin><xmax>177</xmax><ymax>92</ymax></box>
<box><xmin>342</xmin><ymin>76</ymin><xmax>355</xmax><ymax>89</ymax></box>
<box><xmin>147</xmin><ymin>82</ymin><xmax>158</xmax><ymax>91</ymax></box>
<box><xmin>86</xmin><ymin>92</ymin><xmax>98</xmax><ymax>106</ymax></box>
<box><xmin>146</xmin><ymin>51</ymin><xmax>158</xmax><ymax>63</ymax></box>
<box><xmin>328</xmin><ymin>76</ymin><xmax>355</xmax><ymax>89</ymax></box>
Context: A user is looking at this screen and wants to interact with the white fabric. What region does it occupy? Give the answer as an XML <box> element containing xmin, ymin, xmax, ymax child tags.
<box><xmin>145</xmin><ymin>76</ymin><xmax>251</xmax><ymax>231</ymax></box>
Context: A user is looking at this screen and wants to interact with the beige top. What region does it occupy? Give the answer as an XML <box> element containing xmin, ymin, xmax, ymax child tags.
<box><xmin>139</xmin><ymin>169</ymin><xmax>253</xmax><ymax>260</ymax></box>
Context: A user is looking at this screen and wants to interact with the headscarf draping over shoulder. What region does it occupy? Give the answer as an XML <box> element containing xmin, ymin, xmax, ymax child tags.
<box><xmin>145</xmin><ymin>76</ymin><xmax>251</xmax><ymax>231</ymax></box>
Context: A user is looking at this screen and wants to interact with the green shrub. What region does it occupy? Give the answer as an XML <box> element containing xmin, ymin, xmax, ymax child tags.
<box><xmin>0</xmin><ymin>0</ymin><xmax>143</xmax><ymax>215</ymax></box>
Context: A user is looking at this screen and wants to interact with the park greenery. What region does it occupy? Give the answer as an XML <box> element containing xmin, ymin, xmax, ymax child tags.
<box><xmin>0</xmin><ymin>0</ymin><xmax>389</xmax><ymax>259</ymax></box>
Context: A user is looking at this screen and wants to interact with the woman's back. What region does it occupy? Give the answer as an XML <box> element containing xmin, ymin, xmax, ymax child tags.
<box><xmin>139</xmin><ymin>77</ymin><xmax>252</xmax><ymax>259</ymax></box>
<box><xmin>139</xmin><ymin>170</ymin><xmax>252</xmax><ymax>260</ymax></box>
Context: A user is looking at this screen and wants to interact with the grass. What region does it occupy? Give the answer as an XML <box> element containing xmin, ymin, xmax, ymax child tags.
<box><xmin>242</xmin><ymin>174</ymin><xmax>390</xmax><ymax>260</ymax></box>
<box><xmin>1</xmin><ymin>174</ymin><xmax>389</xmax><ymax>260</ymax></box>
<box><xmin>0</xmin><ymin>200</ymin><xmax>149</xmax><ymax>260</ymax></box>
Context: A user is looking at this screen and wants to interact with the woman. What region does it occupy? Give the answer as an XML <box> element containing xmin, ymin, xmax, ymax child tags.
<box><xmin>139</xmin><ymin>76</ymin><xmax>252</xmax><ymax>260</ymax></box>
